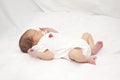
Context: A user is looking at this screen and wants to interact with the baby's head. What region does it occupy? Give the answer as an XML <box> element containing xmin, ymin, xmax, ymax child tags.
<box><xmin>19</xmin><ymin>29</ymin><xmax>43</xmax><ymax>53</ymax></box>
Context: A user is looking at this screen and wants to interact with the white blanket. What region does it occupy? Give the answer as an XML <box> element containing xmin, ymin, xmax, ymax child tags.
<box><xmin>0</xmin><ymin>12</ymin><xmax>120</xmax><ymax>80</ymax></box>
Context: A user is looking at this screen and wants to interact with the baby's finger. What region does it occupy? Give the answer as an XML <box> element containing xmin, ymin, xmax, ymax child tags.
<box><xmin>90</xmin><ymin>59</ymin><xmax>96</xmax><ymax>65</ymax></box>
<box><xmin>39</xmin><ymin>27</ymin><xmax>47</xmax><ymax>31</ymax></box>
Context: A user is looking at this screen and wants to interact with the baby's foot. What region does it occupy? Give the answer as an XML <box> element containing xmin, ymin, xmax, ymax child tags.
<box><xmin>91</xmin><ymin>41</ymin><xmax>103</xmax><ymax>55</ymax></box>
<box><xmin>88</xmin><ymin>56</ymin><xmax>97</xmax><ymax>65</ymax></box>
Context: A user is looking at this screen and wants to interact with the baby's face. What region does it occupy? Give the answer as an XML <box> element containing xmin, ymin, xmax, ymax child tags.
<box><xmin>28</xmin><ymin>29</ymin><xmax>43</xmax><ymax>45</ymax></box>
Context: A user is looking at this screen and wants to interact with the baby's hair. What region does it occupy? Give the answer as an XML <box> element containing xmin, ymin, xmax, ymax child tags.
<box><xmin>19</xmin><ymin>29</ymin><xmax>34</xmax><ymax>53</ymax></box>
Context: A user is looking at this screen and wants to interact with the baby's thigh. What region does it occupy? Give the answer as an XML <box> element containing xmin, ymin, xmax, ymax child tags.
<box><xmin>68</xmin><ymin>48</ymin><xmax>83</xmax><ymax>61</ymax></box>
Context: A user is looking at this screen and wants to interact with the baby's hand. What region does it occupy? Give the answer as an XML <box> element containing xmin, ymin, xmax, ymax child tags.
<box><xmin>39</xmin><ymin>27</ymin><xmax>47</xmax><ymax>31</ymax></box>
<box><xmin>27</xmin><ymin>48</ymin><xmax>35</xmax><ymax>55</ymax></box>
<box><xmin>88</xmin><ymin>56</ymin><xmax>97</xmax><ymax>65</ymax></box>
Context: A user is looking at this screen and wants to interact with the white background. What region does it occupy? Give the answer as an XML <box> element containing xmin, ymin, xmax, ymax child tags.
<box><xmin>0</xmin><ymin>0</ymin><xmax>120</xmax><ymax>80</ymax></box>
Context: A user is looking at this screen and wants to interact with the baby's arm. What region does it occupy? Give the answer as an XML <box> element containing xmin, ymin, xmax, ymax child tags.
<box><xmin>28</xmin><ymin>48</ymin><xmax>54</xmax><ymax>60</ymax></box>
<box><xmin>39</xmin><ymin>27</ymin><xmax>58</xmax><ymax>33</ymax></box>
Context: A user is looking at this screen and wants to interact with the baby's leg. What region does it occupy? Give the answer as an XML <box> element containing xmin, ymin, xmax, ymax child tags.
<box><xmin>81</xmin><ymin>33</ymin><xmax>103</xmax><ymax>55</ymax></box>
<box><xmin>81</xmin><ymin>33</ymin><xmax>94</xmax><ymax>49</ymax></box>
<box><xmin>91</xmin><ymin>41</ymin><xmax>103</xmax><ymax>55</ymax></box>
<box><xmin>68</xmin><ymin>48</ymin><xmax>96</xmax><ymax>65</ymax></box>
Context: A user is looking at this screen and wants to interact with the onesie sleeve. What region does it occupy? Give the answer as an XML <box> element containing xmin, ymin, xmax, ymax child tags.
<box><xmin>32</xmin><ymin>43</ymin><xmax>48</xmax><ymax>52</ymax></box>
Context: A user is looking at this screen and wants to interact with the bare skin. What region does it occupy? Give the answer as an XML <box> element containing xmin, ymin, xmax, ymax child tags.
<box><xmin>27</xmin><ymin>28</ymin><xmax>103</xmax><ymax>65</ymax></box>
<box><xmin>27</xmin><ymin>28</ymin><xmax>58</xmax><ymax>60</ymax></box>
<box><xmin>92</xmin><ymin>41</ymin><xmax>103</xmax><ymax>55</ymax></box>
<box><xmin>69</xmin><ymin>33</ymin><xmax>103</xmax><ymax>65</ymax></box>
<box><xmin>28</xmin><ymin>48</ymin><xmax>54</xmax><ymax>60</ymax></box>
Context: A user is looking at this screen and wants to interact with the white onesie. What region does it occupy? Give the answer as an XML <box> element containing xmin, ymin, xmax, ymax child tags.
<box><xmin>32</xmin><ymin>32</ymin><xmax>91</xmax><ymax>60</ymax></box>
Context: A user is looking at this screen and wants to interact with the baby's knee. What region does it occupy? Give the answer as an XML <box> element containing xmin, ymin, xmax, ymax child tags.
<box><xmin>68</xmin><ymin>48</ymin><xmax>83</xmax><ymax>62</ymax></box>
<box><xmin>83</xmin><ymin>32</ymin><xmax>91</xmax><ymax>37</ymax></box>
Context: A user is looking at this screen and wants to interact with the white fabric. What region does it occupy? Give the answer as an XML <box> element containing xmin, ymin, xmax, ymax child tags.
<box><xmin>0</xmin><ymin>12</ymin><xmax>120</xmax><ymax>80</ymax></box>
<box><xmin>98</xmin><ymin>0</ymin><xmax>120</xmax><ymax>18</ymax></box>
<box><xmin>33</xmin><ymin>0</ymin><xmax>101</xmax><ymax>14</ymax></box>
<box><xmin>33</xmin><ymin>0</ymin><xmax>120</xmax><ymax>18</ymax></box>
<box><xmin>0</xmin><ymin>0</ymin><xmax>120</xmax><ymax>80</ymax></box>
<box><xmin>32</xmin><ymin>32</ymin><xmax>91</xmax><ymax>59</ymax></box>
<box><xmin>1</xmin><ymin>0</ymin><xmax>120</xmax><ymax>33</ymax></box>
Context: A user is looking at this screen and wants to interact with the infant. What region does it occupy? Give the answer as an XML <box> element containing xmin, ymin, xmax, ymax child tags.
<box><xmin>19</xmin><ymin>27</ymin><xmax>103</xmax><ymax>65</ymax></box>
